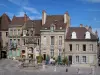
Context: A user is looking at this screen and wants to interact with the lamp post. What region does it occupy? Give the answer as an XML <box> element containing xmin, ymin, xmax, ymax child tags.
<box><xmin>63</xmin><ymin>48</ymin><xmax>65</xmax><ymax>58</ymax></box>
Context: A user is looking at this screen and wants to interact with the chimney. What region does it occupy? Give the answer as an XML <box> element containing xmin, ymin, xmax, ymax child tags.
<box><xmin>64</xmin><ymin>11</ymin><xmax>70</xmax><ymax>29</ymax></box>
<box><xmin>88</xmin><ymin>26</ymin><xmax>92</xmax><ymax>32</ymax></box>
<box><xmin>95</xmin><ymin>30</ymin><xmax>98</xmax><ymax>37</ymax></box>
<box><xmin>42</xmin><ymin>10</ymin><xmax>46</xmax><ymax>25</ymax></box>
<box><xmin>85</xmin><ymin>25</ymin><xmax>88</xmax><ymax>30</ymax></box>
<box><xmin>80</xmin><ymin>24</ymin><xmax>83</xmax><ymax>27</ymax></box>
<box><xmin>64</xmin><ymin>11</ymin><xmax>69</xmax><ymax>23</ymax></box>
<box><xmin>24</xmin><ymin>13</ymin><xmax>27</xmax><ymax>23</ymax></box>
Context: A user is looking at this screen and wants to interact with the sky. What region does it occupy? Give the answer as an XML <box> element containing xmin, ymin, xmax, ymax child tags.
<box><xmin>0</xmin><ymin>0</ymin><xmax>100</xmax><ymax>37</ymax></box>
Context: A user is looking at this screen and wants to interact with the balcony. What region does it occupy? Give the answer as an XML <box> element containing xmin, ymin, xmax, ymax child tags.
<box><xmin>8</xmin><ymin>34</ymin><xmax>21</xmax><ymax>38</ymax></box>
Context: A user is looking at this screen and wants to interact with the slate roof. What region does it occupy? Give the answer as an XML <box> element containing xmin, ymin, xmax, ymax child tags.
<box><xmin>0</xmin><ymin>13</ymin><xmax>11</xmax><ymax>31</ymax></box>
<box><xmin>24</xmin><ymin>20</ymin><xmax>42</xmax><ymax>35</ymax></box>
<box><xmin>42</xmin><ymin>15</ymin><xmax>66</xmax><ymax>30</ymax></box>
<box><xmin>11</xmin><ymin>16</ymin><xmax>25</xmax><ymax>25</ymax></box>
<box><xmin>66</xmin><ymin>27</ymin><xmax>98</xmax><ymax>40</ymax></box>
<box><xmin>10</xmin><ymin>14</ymin><xmax>30</xmax><ymax>26</ymax></box>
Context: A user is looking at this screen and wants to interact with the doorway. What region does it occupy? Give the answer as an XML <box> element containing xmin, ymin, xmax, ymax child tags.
<box><xmin>43</xmin><ymin>54</ymin><xmax>46</xmax><ymax>60</ymax></box>
<box><xmin>1</xmin><ymin>51</ymin><xmax>7</xmax><ymax>58</ymax></box>
<box><xmin>69</xmin><ymin>55</ymin><xmax>72</xmax><ymax>64</ymax></box>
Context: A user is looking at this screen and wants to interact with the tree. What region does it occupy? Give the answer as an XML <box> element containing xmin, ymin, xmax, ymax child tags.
<box><xmin>36</xmin><ymin>55</ymin><xmax>43</xmax><ymax>63</ymax></box>
<box><xmin>62</xmin><ymin>56</ymin><xmax>68</xmax><ymax>65</ymax></box>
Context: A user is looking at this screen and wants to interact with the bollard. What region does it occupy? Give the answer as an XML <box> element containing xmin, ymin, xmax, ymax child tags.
<box><xmin>77</xmin><ymin>68</ymin><xmax>80</xmax><ymax>74</ymax></box>
<box><xmin>43</xmin><ymin>64</ymin><xmax>45</xmax><ymax>70</ymax></box>
<box><xmin>66</xmin><ymin>68</ymin><xmax>68</xmax><ymax>72</ymax></box>
<box><xmin>54</xmin><ymin>66</ymin><xmax>56</xmax><ymax>72</ymax></box>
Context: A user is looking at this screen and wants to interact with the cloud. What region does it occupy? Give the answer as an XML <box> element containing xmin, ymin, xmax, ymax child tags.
<box><xmin>29</xmin><ymin>16</ymin><xmax>42</xmax><ymax>20</ymax></box>
<box><xmin>86</xmin><ymin>9</ymin><xmax>100</xmax><ymax>12</ymax></box>
<box><xmin>93</xmin><ymin>17</ymin><xmax>100</xmax><ymax>23</ymax></box>
<box><xmin>8</xmin><ymin>0</ymin><xmax>29</xmax><ymax>6</ymax></box>
<box><xmin>80</xmin><ymin>0</ymin><xmax>100</xmax><ymax>3</ymax></box>
<box><xmin>0</xmin><ymin>4</ymin><xmax>8</xmax><ymax>8</ymax></box>
<box><xmin>5</xmin><ymin>12</ymin><xmax>14</xmax><ymax>19</ymax></box>
<box><xmin>16</xmin><ymin>11</ymin><xmax>25</xmax><ymax>17</ymax></box>
<box><xmin>92</xmin><ymin>28</ymin><xmax>100</xmax><ymax>38</ymax></box>
<box><xmin>23</xmin><ymin>6</ymin><xmax>40</xmax><ymax>15</ymax></box>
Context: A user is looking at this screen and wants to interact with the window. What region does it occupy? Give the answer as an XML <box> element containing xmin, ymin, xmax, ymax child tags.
<box><xmin>18</xmin><ymin>39</ymin><xmax>20</xmax><ymax>45</ymax></box>
<box><xmin>85</xmin><ymin>31</ymin><xmax>91</xmax><ymax>39</ymax></box>
<box><xmin>14</xmin><ymin>39</ymin><xmax>16</xmax><ymax>48</ymax></box>
<box><xmin>18</xmin><ymin>29</ymin><xmax>20</xmax><ymax>35</ymax></box>
<box><xmin>82</xmin><ymin>56</ymin><xmax>86</xmax><ymax>63</ymax></box>
<box><xmin>58</xmin><ymin>49</ymin><xmax>62</xmax><ymax>56</ymax></box>
<box><xmin>0</xmin><ymin>32</ymin><xmax>2</xmax><ymax>36</ymax></box>
<box><xmin>37</xmin><ymin>39</ymin><xmax>39</xmax><ymax>45</ymax></box>
<box><xmin>23</xmin><ymin>39</ymin><xmax>25</xmax><ymax>45</ymax></box>
<box><xmin>10</xmin><ymin>39</ymin><xmax>12</xmax><ymax>44</ymax></box>
<box><xmin>44</xmin><ymin>36</ymin><xmax>46</xmax><ymax>46</ymax></box>
<box><xmin>10</xmin><ymin>29</ymin><xmax>13</xmax><ymax>36</ymax></box>
<box><xmin>69</xmin><ymin>44</ymin><xmax>72</xmax><ymax>51</ymax></box>
<box><xmin>31</xmin><ymin>30</ymin><xmax>33</xmax><ymax>36</ymax></box>
<box><xmin>83</xmin><ymin>44</ymin><xmax>86</xmax><ymax>51</ymax></box>
<box><xmin>51</xmin><ymin>49</ymin><xmax>54</xmax><ymax>57</ymax></box>
<box><xmin>6</xmin><ymin>32</ymin><xmax>8</xmax><ymax>37</ymax></box>
<box><xmin>23</xmin><ymin>30</ymin><xmax>26</xmax><ymax>36</ymax></box>
<box><xmin>59</xmin><ymin>36</ymin><xmax>62</xmax><ymax>45</ymax></box>
<box><xmin>50</xmin><ymin>24</ymin><xmax>55</xmax><ymax>32</ymax></box>
<box><xmin>14</xmin><ymin>29</ymin><xmax>16</xmax><ymax>35</ymax></box>
<box><xmin>71</xmin><ymin>31</ymin><xmax>77</xmax><ymax>39</ymax></box>
<box><xmin>51</xmin><ymin>36</ymin><xmax>54</xmax><ymax>45</ymax></box>
<box><xmin>76</xmin><ymin>56</ymin><xmax>79</xmax><ymax>63</ymax></box>
<box><xmin>76</xmin><ymin>44</ymin><xmax>79</xmax><ymax>51</ymax></box>
<box><xmin>90</xmin><ymin>44</ymin><xmax>93</xmax><ymax>51</ymax></box>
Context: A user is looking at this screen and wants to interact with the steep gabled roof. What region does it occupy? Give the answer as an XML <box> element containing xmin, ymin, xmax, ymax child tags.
<box><xmin>66</xmin><ymin>27</ymin><xmax>98</xmax><ymax>40</ymax></box>
<box><xmin>0</xmin><ymin>13</ymin><xmax>11</xmax><ymax>31</ymax></box>
<box><xmin>24</xmin><ymin>20</ymin><xmax>42</xmax><ymax>35</ymax></box>
<box><xmin>10</xmin><ymin>16</ymin><xmax>25</xmax><ymax>25</ymax></box>
<box><xmin>10</xmin><ymin>14</ymin><xmax>30</xmax><ymax>26</ymax></box>
<box><xmin>42</xmin><ymin>15</ymin><xmax>66</xmax><ymax>30</ymax></box>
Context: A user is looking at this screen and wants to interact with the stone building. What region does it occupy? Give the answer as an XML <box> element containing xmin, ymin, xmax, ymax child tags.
<box><xmin>8</xmin><ymin>14</ymin><xmax>29</xmax><ymax>58</ymax></box>
<box><xmin>40</xmin><ymin>10</ymin><xmax>70</xmax><ymax>60</ymax></box>
<box><xmin>65</xmin><ymin>25</ymin><xmax>99</xmax><ymax>67</ymax></box>
<box><xmin>8</xmin><ymin>14</ymin><xmax>42</xmax><ymax>59</ymax></box>
<box><xmin>0</xmin><ymin>13</ymin><xmax>11</xmax><ymax>58</ymax></box>
<box><xmin>21</xmin><ymin>20</ymin><xmax>42</xmax><ymax>59</ymax></box>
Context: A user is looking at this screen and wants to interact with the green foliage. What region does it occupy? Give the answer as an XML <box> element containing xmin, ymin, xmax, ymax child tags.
<box><xmin>62</xmin><ymin>56</ymin><xmax>68</xmax><ymax>65</ymax></box>
<box><xmin>36</xmin><ymin>55</ymin><xmax>43</xmax><ymax>63</ymax></box>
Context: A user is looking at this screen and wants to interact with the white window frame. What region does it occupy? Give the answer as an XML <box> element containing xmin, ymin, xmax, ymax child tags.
<box><xmin>90</xmin><ymin>44</ymin><xmax>93</xmax><ymax>51</ymax></box>
<box><xmin>76</xmin><ymin>56</ymin><xmax>79</xmax><ymax>63</ymax></box>
<box><xmin>76</xmin><ymin>44</ymin><xmax>79</xmax><ymax>51</ymax></box>
<box><xmin>82</xmin><ymin>56</ymin><xmax>86</xmax><ymax>63</ymax></box>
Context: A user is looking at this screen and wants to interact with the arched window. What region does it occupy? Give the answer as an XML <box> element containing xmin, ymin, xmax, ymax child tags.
<box><xmin>50</xmin><ymin>24</ymin><xmax>55</xmax><ymax>32</ymax></box>
<box><xmin>85</xmin><ymin>31</ymin><xmax>91</xmax><ymax>39</ymax></box>
<box><xmin>71</xmin><ymin>31</ymin><xmax>77</xmax><ymax>39</ymax></box>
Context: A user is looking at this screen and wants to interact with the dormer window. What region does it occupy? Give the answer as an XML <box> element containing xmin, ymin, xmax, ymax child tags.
<box><xmin>71</xmin><ymin>31</ymin><xmax>77</xmax><ymax>39</ymax></box>
<box><xmin>45</xmin><ymin>28</ymin><xmax>47</xmax><ymax>29</ymax></box>
<box><xmin>50</xmin><ymin>23</ymin><xmax>55</xmax><ymax>32</ymax></box>
<box><xmin>23</xmin><ymin>30</ymin><xmax>27</xmax><ymax>36</ymax></box>
<box><xmin>60</xmin><ymin>27</ymin><xmax>62</xmax><ymax>29</ymax></box>
<box><xmin>85</xmin><ymin>31</ymin><xmax>91</xmax><ymax>39</ymax></box>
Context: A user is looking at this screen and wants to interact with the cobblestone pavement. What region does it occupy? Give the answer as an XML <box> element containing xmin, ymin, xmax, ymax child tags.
<box><xmin>0</xmin><ymin>59</ymin><xmax>99</xmax><ymax>75</ymax></box>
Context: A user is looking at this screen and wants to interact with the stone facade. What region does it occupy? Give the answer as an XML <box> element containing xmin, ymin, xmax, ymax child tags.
<box><xmin>65</xmin><ymin>41</ymin><xmax>98</xmax><ymax>66</ymax></box>
<box><xmin>41</xmin><ymin>30</ymin><xmax>65</xmax><ymax>59</ymax></box>
<box><xmin>8</xmin><ymin>25</ymin><xmax>22</xmax><ymax>58</ymax></box>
